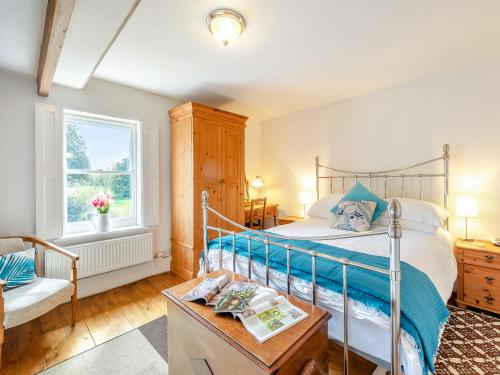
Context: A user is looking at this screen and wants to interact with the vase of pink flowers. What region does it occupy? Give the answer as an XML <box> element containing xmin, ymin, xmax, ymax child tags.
<box><xmin>87</xmin><ymin>194</ymin><xmax>111</xmax><ymax>233</ymax></box>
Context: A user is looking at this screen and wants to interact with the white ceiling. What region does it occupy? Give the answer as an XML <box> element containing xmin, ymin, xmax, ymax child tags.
<box><xmin>53</xmin><ymin>0</ymin><xmax>137</xmax><ymax>89</ymax></box>
<box><xmin>2</xmin><ymin>1</ymin><xmax>500</xmax><ymax>120</ymax></box>
<box><xmin>0</xmin><ymin>0</ymin><xmax>46</xmax><ymax>75</ymax></box>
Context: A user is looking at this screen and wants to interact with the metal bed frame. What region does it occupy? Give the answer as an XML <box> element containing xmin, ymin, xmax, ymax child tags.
<box><xmin>201</xmin><ymin>144</ymin><xmax>450</xmax><ymax>375</ymax></box>
<box><xmin>316</xmin><ymin>144</ymin><xmax>450</xmax><ymax>230</ymax></box>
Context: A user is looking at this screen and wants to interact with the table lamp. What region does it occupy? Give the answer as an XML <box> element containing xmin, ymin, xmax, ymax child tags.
<box><xmin>456</xmin><ymin>195</ymin><xmax>478</xmax><ymax>241</ymax></box>
<box><xmin>251</xmin><ymin>176</ymin><xmax>264</xmax><ymax>197</ymax></box>
<box><xmin>299</xmin><ymin>191</ymin><xmax>313</xmax><ymax>218</ymax></box>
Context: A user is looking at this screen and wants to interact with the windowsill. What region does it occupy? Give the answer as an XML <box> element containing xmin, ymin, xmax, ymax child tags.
<box><xmin>54</xmin><ymin>225</ymin><xmax>149</xmax><ymax>246</ymax></box>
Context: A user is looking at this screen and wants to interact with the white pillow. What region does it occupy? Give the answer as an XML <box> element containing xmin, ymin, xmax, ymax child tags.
<box><xmin>374</xmin><ymin>218</ymin><xmax>439</xmax><ymax>234</ymax></box>
<box><xmin>306</xmin><ymin>194</ymin><xmax>344</xmax><ymax>220</ymax></box>
<box><xmin>374</xmin><ymin>198</ymin><xmax>449</xmax><ymax>233</ymax></box>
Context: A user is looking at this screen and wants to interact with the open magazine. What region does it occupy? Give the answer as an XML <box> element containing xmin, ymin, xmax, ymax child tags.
<box><xmin>181</xmin><ymin>275</ymin><xmax>308</xmax><ymax>342</ymax></box>
<box><xmin>238</xmin><ymin>295</ymin><xmax>308</xmax><ymax>343</ymax></box>
<box><xmin>215</xmin><ymin>285</ymin><xmax>279</xmax><ymax>318</ymax></box>
<box><xmin>213</xmin><ymin>282</ymin><xmax>258</xmax><ymax>313</ymax></box>
<box><xmin>181</xmin><ymin>274</ymin><xmax>230</xmax><ymax>303</ymax></box>
<box><xmin>181</xmin><ymin>275</ymin><xmax>258</xmax><ymax>312</ymax></box>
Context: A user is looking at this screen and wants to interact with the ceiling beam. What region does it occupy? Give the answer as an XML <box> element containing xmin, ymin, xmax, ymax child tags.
<box><xmin>36</xmin><ymin>0</ymin><xmax>76</xmax><ymax>96</ymax></box>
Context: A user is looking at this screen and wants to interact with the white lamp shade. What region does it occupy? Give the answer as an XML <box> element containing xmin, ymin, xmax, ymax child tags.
<box><xmin>456</xmin><ymin>196</ymin><xmax>478</xmax><ymax>218</ymax></box>
<box><xmin>251</xmin><ymin>176</ymin><xmax>264</xmax><ymax>189</ymax></box>
<box><xmin>299</xmin><ymin>191</ymin><xmax>313</xmax><ymax>205</ymax></box>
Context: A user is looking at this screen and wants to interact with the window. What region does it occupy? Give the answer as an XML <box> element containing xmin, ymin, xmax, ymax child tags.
<box><xmin>63</xmin><ymin>110</ymin><xmax>141</xmax><ymax>234</ymax></box>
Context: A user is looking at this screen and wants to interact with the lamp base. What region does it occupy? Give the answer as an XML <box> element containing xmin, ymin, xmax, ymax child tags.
<box><xmin>459</xmin><ymin>238</ymin><xmax>474</xmax><ymax>242</ymax></box>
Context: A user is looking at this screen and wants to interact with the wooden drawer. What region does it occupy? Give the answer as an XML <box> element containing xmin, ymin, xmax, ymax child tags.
<box><xmin>463</xmin><ymin>249</ymin><xmax>500</xmax><ymax>269</ymax></box>
<box><xmin>463</xmin><ymin>286</ymin><xmax>499</xmax><ymax>311</ymax></box>
<box><xmin>464</xmin><ymin>265</ymin><xmax>500</xmax><ymax>291</ymax></box>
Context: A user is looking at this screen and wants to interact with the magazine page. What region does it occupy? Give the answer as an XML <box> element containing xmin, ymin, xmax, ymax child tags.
<box><xmin>210</xmin><ymin>284</ymin><xmax>277</xmax><ymax>308</ymax></box>
<box><xmin>181</xmin><ymin>274</ymin><xmax>229</xmax><ymax>303</ymax></box>
<box><xmin>239</xmin><ymin>295</ymin><xmax>309</xmax><ymax>343</ymax></box>
<box><xmin>213</xmin><ymin>281</ymin><xmax>258</xmax><ymax>313</ymax></box>
<box><xmin>247</xmin><ymin>286</ymin><xmax>279</xmax><ymax>308</ymax></box>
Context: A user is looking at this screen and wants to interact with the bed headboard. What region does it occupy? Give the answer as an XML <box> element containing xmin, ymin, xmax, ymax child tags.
<box><xmin>315</xmin><ymin>144</ymin><xmax>450</xmax><ymax>228</ymax></box>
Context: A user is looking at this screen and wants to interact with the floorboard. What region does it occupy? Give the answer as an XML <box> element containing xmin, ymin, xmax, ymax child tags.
<box><xmin>0</xmin><ymin>272</ymin><xmax>376</xmax><ymax>375</ymax></box>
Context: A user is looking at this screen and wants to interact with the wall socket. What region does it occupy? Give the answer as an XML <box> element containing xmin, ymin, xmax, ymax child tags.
<box><xmin>156</xmin><ymin>250</ymin><xmax>170</xmax><ymax>258</ymax></box>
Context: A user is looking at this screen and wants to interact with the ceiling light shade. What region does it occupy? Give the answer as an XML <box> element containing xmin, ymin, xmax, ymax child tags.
<box><xmin>206</xmin><ymin>9</ymin><xmax>245</xmax><ymax>46</ymax></box>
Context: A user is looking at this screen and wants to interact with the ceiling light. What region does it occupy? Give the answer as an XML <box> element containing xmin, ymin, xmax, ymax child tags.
<box><xmin>206</xmin><ymin>9</ymin><xmax>246</xmax><ymax>46</ymax></box>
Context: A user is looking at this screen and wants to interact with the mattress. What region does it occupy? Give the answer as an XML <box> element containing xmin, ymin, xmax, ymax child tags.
<box><xmin>202</xmin><ymin>217</ymin><xmax>456</xmax><ymax>375</ymax></box>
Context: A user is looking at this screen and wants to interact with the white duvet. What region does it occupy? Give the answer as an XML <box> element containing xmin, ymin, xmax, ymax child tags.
<box><xmin>203</xmin><ymin>217</ymin><xmax>457</xmax><ymax>375</ymax></box>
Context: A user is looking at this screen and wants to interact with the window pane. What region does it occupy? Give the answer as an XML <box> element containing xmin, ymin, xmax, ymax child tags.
<box><xmin>66</xmin><ymin>173</ymin><xmax>133</xmax><ymax>223</ymax></box>
<box><xmin>65</xmin><ymin>118</ymin><xmax>133</xmax><ymax>171</ymax></box>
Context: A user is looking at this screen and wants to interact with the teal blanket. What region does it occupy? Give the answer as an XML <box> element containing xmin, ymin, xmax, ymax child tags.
<box><xmin>206</xmin><ymin>232</ymin><xmax>448</xmax><ymax>373</ymax></box>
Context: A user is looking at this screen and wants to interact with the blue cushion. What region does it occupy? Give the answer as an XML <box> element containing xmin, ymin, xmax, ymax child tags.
<box><xmin>0</xmin><ymin>249</ymin><xmax>37</xmax><ymax>290</ymax></box>
<box><xmin>331</xmin><ymin>182</ymin><xmax>388</xmax><ymax>222</ymax></box>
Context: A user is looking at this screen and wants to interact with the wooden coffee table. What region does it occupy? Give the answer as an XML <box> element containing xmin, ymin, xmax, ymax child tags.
<box><xmin>162</xmin><ymin>269</ymin><xmax>331</xmax><ymax>375</ymax></box>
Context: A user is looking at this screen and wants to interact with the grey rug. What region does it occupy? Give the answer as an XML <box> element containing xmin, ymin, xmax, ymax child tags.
<box><xmin>139</xmin><ymin>316</ymin><xmax>168</xmax><ymax>362</ymax></box>
<box><xmin>38</xmin><ymin>317</ymin><xmax>168</xmax><ymax>375</ymax></box>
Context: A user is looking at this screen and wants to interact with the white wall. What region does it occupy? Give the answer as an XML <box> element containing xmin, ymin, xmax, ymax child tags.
<box><xmin>261</xmin><ymin>63</ymin><xmax>500</xmax><ymax>240</ymax></box>
<box><xmin>219</xmin><ymin>101</ymin><xmax>263</xmax><ymax>201</ymax></box>
<box><xmin>243</xmin><ymin>117</ymin><xmax>262</xmax><ymax>185</ymax></box>
<box><xmin>0</xmin><ymin>70</ymin><xmax>181</xmax><ymax>255</ymax></box>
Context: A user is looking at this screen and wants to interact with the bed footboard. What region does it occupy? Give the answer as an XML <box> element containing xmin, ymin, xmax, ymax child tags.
<box><xmin>200</xmin><ymin>191</ymin><xmax>402</xmax><ymax>375</ymax></box>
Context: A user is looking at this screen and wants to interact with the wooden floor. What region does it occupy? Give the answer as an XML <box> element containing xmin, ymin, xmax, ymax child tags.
<box><xmin>1</xmin><ymin>272</ymin><xmax>376</xmax><ymax>375</ymax></box>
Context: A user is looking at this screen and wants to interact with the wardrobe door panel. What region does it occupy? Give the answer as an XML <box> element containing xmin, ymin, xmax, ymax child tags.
<box><xmin>196</xmin><ymin>121</ymin><xmax>221</xmax><ymax>186</ymax></box>
<box><xmin>221</xmin><ymin>127</ymin><xmax>244</xmax><ymax>229</ymax></box>
<box><xmin>194</xmin><ymin>120</ymin><xmax>221</xmax><ymax>263</ymax></box>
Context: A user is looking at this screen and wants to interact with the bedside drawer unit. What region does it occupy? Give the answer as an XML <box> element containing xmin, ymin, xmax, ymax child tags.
<box><xmin>455</xmin><ymin>240</ymin><xmax>500</xmax><ymax>313</ymax></box>
<box><xmin>464</xmin><ymin>265</ymin><xmax>500</xmax><ymax>290</ymax></box>
<box><xmin>463</xmin><ymin>249</ymin><xmax>499</xmax><ymax>269</ymax></box>
<box><xmin>463</xmin><ymin>286</ymin><xmax>499</xmax><ymax>310</ymax></box>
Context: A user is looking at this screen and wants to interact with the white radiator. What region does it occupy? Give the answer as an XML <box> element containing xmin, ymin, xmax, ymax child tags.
<box><xmin>45</xmin><ymin>233</ymin><xmax>154</xmax><ymax>280</ymax></box>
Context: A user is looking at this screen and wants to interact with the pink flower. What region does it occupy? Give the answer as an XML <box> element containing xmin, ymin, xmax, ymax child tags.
<box><xmin>90</xmin><ymin>193</ymin><xmax>111</xmax><ymax>213</ymax></box>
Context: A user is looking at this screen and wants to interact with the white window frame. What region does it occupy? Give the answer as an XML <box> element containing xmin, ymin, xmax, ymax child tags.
<box><xmin>62</xmin><ymin>109</ymin><xmax>142</xmax><ymax>235</ymax></box>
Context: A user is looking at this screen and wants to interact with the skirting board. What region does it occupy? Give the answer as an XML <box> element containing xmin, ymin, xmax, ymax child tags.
<box><xmin>77</xmin><ymin>256</ymin><xmax>171</xmax><ymax>298</ymax></box>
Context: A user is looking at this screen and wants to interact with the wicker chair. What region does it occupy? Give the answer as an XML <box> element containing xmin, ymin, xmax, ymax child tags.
<box><xmin>0</xmin><ymin>236</ymin><xmax>78</xmax><ymax>366</ymax></box>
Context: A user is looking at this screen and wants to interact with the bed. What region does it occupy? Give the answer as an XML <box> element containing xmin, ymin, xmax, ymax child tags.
<box><xmin>199</xmin><ymin>144</ymin><xmax>456</xmax><ymax>375</ymax></box>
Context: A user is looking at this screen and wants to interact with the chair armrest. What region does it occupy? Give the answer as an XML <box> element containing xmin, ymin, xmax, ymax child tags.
<box><xmin>0</xmin><ymin>279</ymin><xmax>6</xmax><ymax>289</ymax></box>
<box><xmin>16</xmin><ymin>236</ymin><xmax>79</xmax><ymax>261</ymax></box>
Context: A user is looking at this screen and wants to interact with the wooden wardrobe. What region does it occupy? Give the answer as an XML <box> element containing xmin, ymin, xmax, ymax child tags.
<box><xmin>169</xmin><ymin>102</ymin><xmax>247</xmax><ymax>280</ymax></box>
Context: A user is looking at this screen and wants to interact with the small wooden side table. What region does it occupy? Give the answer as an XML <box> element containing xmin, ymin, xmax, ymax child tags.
<box><xmin>454</xmin><ymin>239</ymin><xmax>500</xmax><ymax>314</ymax></box>
<box><xmin>278</xmin><ymin>216</ymin><xmax>303</xmax><ymax>225</ymax></box>
<box><xmin>162</xmin><ymin>269</ymin><xmax>331</xmax><ymax>375</ymax></box>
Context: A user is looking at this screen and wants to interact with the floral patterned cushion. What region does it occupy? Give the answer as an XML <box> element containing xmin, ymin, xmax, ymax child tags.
<box><xmin>331</xmin><ymin>200</ymin><xmax>377</xmax><ymax>232</ymax></box>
